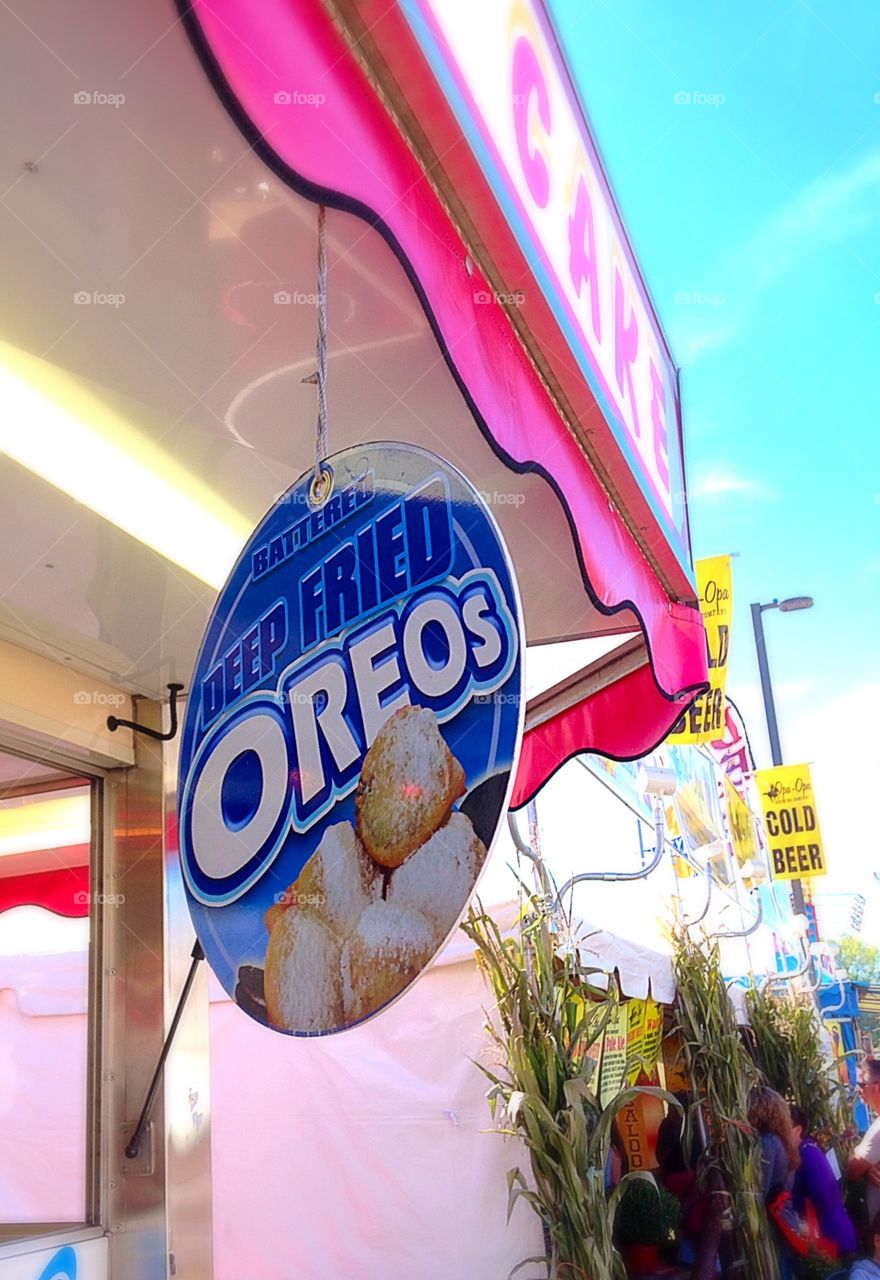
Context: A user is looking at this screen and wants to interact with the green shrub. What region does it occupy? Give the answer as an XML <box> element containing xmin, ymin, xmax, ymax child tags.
<box><xmin>614</xmin><ymin>1176</ymin><xmax>681</xmax><ymax>1247</ymax></box>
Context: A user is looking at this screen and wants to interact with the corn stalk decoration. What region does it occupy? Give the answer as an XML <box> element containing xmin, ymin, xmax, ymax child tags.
<box><xmin>746</xmin><ymin>983</ymin><xmax>855</xmax><ymax>1154</ymax></box>
<box><xmin>671</xmin><ymin>925</ymin><xmax>781</xmax><ymax>1280</ymax></box>
<box><xmin>463</xmin><ymin>865</ymin><xmax>677</xmax><ymax>1280</ymax></box>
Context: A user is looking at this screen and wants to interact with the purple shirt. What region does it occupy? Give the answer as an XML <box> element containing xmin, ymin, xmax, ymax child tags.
<box><xmin>792</xmin><ymin>1138</ymin><xmax>857</xmax><ymax>1255</ymax></box>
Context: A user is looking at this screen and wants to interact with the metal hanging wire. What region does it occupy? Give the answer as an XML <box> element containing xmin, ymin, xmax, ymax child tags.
<box><xmin>309</xmin><ymin>203</ymin><xmax>332</xmax><ymax>507</ymax></box>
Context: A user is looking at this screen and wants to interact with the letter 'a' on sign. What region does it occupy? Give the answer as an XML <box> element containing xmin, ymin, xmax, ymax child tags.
<box><xmin>178</xmin><ymin>444</ymin><xmax>524</xmax><ymax>1036</ymax></box>
<box><xmin>755</xmin><ymin>762</ymin><xmax>827</xmax><ymax>881</ymax></box>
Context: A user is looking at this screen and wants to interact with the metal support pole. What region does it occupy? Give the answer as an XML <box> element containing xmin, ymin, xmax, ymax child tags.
<box><xmin>750</xmin><ymin>602</ymin><xmax>806</xmax><ymax>918</ymax></box>
<box><xmin>124</xmin><ymin>939</ymin><xmax>204</xmax><ymax>1159</ymax></box>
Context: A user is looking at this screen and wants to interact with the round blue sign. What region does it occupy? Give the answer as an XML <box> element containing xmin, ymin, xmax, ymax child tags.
<box><xmin>178</xmin><ymin>443</ymin><xmax>523</xmax><ymax>1034</ymax></box>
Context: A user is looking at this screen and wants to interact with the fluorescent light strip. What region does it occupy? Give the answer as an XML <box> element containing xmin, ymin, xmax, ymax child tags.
<box><xmin>0</xmin><ymin>342</ymin><xmax>252</xmax><ymax>588</ymax></box>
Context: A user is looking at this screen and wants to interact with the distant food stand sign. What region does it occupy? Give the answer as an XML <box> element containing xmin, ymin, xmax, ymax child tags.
<box><xmin>178</xmin><ymin>444</ymin><xmax>523</xmax><ymax>1034</ymax></box>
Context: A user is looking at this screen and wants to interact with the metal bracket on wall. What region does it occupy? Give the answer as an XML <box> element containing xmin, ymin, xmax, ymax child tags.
<box><xmin>124</xmin><ymin>939</ymin><xmax>204</xmax><ymax>1160</ymax></box>
<box><xmin>107</xmin><ymin>682</ymin><xmax>184</xmax><ymax>742</ymax></box>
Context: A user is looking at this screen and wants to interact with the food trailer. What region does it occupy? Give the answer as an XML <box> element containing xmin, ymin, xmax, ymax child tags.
<box><xmin>0</xmin><ymin>1</ymin><xmax>708</xmax><ymax>1276</ymax></box>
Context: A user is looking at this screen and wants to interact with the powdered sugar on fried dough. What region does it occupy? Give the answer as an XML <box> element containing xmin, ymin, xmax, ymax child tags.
<box><xmin>264</xmin><ymin>910</ymin><xmax>343</xmax><ymax>1033</ymax></box>
<box><xmin>341</xmin><ymin>900</ymin><xmax>435</xmax><ymax>1023</ymax></box>
<box><xmin>387</xmin><ymin>810</ymin><xmax>486</xmax><ymax>940</ymax></box>
<box><xmin>295</xmin><ymin>822</ymin><xmax>380</xmax><ymax>937</ymax></box>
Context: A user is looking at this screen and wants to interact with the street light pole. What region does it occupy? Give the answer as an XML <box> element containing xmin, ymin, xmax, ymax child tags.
<box><xmin>750</xmin><ymin>603</ymin><xmax>784</xmax><ymax>767</ymax></box>
<box><xmin>750</xmin><ymin>597</ymin><xmax>813</xmax><ymax>918</ymax></box>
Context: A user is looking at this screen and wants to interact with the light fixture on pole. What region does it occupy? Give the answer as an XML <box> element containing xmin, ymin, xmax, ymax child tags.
<box><xmin>750</xmin><ymin>595</ymin><xmax>814</xmax><ymax>918</ymax></box>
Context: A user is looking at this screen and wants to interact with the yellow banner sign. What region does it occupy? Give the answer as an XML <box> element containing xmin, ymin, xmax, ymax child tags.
<box><xmin>599</xmin><ymin>1003</ymin><xmax>628</xmax><ymax>1106</ymax></box>
<box><xmin>625</xmin><ymin>997</ymin><xmax>663</xmax><ymax>1085</ymax></box>
<box><xmin>724</xmin><ymin>774</ymin><xmax>759</xmax><ymax>867</ymax></box>
<box><xmin>625</xmin><ymin>999</ymin><xmax>646</xmax><ymax>1086</ymax></box>
<box><xmin>756</xmin><ymin>763</ymin><xmax>826</xmax><ymax>880</ymax></box>
<box><xmin>642</xmin><ymin>998</ymin><xmax>663</xmax><ymax>1072</ymax></box>
<box><xmin>570</xmin><ymin>993</ymin><xmax>606</xmax><ymax>1090</ymax></box>
<box><xmin>662</xmin><ymin>1029</ymin><xmax>691</xmax><ymax>1095</ymax></box>
<box><xmin>669</xmin><ymin>555</ymin><xmax>732</xmax><ymax>743</ymax></box>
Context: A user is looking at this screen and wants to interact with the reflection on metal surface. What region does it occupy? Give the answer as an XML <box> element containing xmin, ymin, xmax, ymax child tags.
<box><xmin>101</xmin><ymin>700</ymin><xmax>168</xmax><ymax>1278</ymax></box>
<box><xmin>163</xmin><ymin>723</ymin><xmax>213</xmax><ymax>1280</ymax></box>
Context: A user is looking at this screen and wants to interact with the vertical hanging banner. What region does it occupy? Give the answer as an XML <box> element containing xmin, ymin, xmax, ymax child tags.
<box><xmin>570</xmin><ymin>992</ymin><xmax>606</xmax><ymax>1090</ymax></box>
<box><xmin>756</xmin><ymin>763</ymin><xmax>827</xmax><ymax>880</ymax></box>
<box><xmin>666</xmin><ymin>744</ymin><xmax>724</xmax><ymax>860</ymax></box>
<box><xmin>662</xmin><ymin>1029</ymin><xmax>691</xmax><ymax>1095</ymax></box>
<box><xmin>625</xmin><ymin>998</ymin><xmax>646</xmax><ymax>1086</ymax></box>
<box><xmin>642</xmin><ymin>997</ymin><xmax>663</xmax><ymax>1073</ymax></box>
<box><xmin>178</xmin><ymin>444</ymin><xmax>524</xmax><ymax>1035</ymax></box>
<box><xmin>723</xmin><ymin>775</ymin><xmax>759</xmax><ymax>868</ymax></box>
<box><xmin>625</xmin><ymin>996</ymin><xmax>663</xmax><ymax>1085</ymax></box>
<box><xmin>825</xmin><ymin>1019</ymin><xmax>850</xmax><ymax>1087</ymax></box>
<box><xmin>599</xmin><ymin>1002</ymin><xmax>628</xmax><ymax>1106</ymax></box>
<box><xmin>669</xmin><ymin>555</ymin><xmax>732</xmax><ymax>743</ymax></box>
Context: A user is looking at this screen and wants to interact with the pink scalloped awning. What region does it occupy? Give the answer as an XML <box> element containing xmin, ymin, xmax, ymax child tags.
<box><xmin>0</xmin><ymin>866</ymin><xmax>89</xmax><ymax>917</ymax></box>
<box><xmin>178</xmin><ymin>0</ymin><xmax>708</xmax><ymax>805</ymax></box>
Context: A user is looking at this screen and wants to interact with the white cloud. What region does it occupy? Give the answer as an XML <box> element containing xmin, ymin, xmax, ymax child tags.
<box><xmin>678</xmin><ymin>150</ymin><xmax>880</xmax><ymax>366</ymax></box>
<box><xmin>737</xmin><ymin>150</ymin><xmax>880</xmax><ymax>295</ymax></box>
<box><xmin>676</xmin><ymin>327</ymin><xmax>736</xmax><ymax>362</ymax></box>
<box><xmin>690</xmin><ymin>464</ymin><xmax>774</xmax><ymax>501</ymax></box>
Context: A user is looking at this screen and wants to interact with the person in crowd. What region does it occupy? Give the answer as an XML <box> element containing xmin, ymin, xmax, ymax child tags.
<box><xmin>852</xmin><ymin>1209</ymin><xmax>880</xmax><ymax>1278</ymax></box>
<box><xmin>789</xmin><ymin>1103</ymin><xmax>857</xmax><ymax>1257</ymax></box>
<box><xmin>655</xmin><ymin>1096</ymin><xmax>707</xmax><ymax>1260</ymax></box>
<box><xmin>749</xmin><ymin>1086</ymin><xmax>800</xmax><ymax>1198</ymax></box>
<box><xmin>849</xmin><ymin>1059</ymin><xmax>880</xmax><ymax>1229</ymax></box>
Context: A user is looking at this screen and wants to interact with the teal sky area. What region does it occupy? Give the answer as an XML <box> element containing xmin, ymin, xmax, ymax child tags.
<box><xmin>550</xmin><ymin>0</ymin><xmax>880</xmax><ymax>922</ymax></box>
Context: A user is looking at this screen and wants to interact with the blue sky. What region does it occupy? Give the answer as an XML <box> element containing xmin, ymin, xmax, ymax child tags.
<box><xmin>549</xmin><ymin>0</ymin><xmax>880</xmax><ymax>929</ymax></box>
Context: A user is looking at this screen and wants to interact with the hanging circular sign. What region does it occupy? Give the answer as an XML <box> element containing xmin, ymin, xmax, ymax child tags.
<box><xmin>178</xmin><ymin>443</ymin><xmax>523</xmax><ymax>1034</ymax></box>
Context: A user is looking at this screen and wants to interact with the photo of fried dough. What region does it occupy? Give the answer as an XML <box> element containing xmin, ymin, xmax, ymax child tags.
<box><xmin>264</xmin><ymin>909</ymin><xmax>344</xmax><ymax>1032</ymax></box>
<box><xmin>341</xmin><ymin>900</ymin><xmax>435</xmax><ymax>1023</ymax></box>
<box><xmin>355</xmin><ymin>706</ymin><xmax>466</xmax><ymax>868</ymax></box>
<box><xmin>258</xmin><ymin>709</ymin><xmax>493</xmax><ymax>1032</ymax></box>
<box><xmin>387</xmin><ymin>810</ymin><xmax>487</xmax><ymax>943</ymax></box>
<box><xmin>290</xmin><ymin>821</ymin><xmax>381</xmax><ymax>936</ymax></box>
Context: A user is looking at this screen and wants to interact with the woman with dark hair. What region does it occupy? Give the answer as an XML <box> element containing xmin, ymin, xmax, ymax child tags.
<box><xmin>748</xmin><ymin>1086</ymin><xmax>800</xmax><ymax>1198</ymax></box>
<box><xmin>790</xmin><ymin>1104</ymin><xmax>857</xmax><ymax>1257</ymax></box>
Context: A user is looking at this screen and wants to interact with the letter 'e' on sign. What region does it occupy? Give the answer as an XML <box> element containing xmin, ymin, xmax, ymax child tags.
<box><xmin>178</xmin><ymin>444</ymin><xmax>524</xmax><ymax>1036</ymax></box>
<box><xmin>755</xmin><ymin>763</ymin><xmax>827</xmax><ymax>880</ymax></box>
